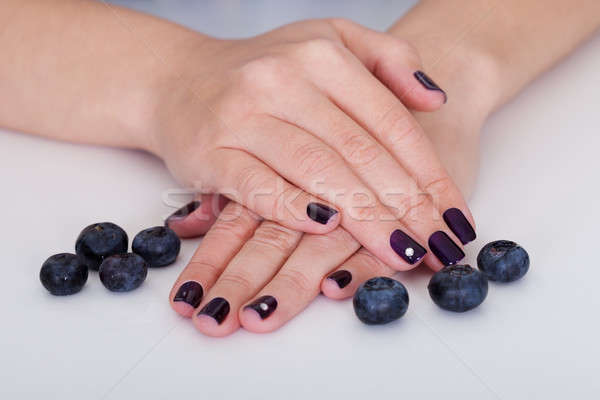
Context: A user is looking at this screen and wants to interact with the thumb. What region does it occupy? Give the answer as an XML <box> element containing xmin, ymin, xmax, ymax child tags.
<box><xmin>330</xmin><ymin>18</ymin><xmax>447</xmax><ymax>111</ymax></box>
<box><xmin>165</xmin><ymin>194</ymin><xmax>229</xmax><ymax>238</ymax></box>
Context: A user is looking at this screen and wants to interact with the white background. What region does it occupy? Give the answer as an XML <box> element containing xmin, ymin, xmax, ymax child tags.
<box><xmin>2</xmin><ymin>1</ymin><xmax>599</xmax><ymax>399</ymax></box>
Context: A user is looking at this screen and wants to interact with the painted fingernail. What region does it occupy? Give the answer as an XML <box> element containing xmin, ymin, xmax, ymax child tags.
<box><xmin>327</xmin><ymin>270</ymin><xmax>352</xmax><ymax>289</ymax></box>
<box><xmin>428</xmin><ymin>231</ymin><xmax>465</xmax><ymax>266</ymax></box>
<box><xmin>307</xmin><ymin>202</ymin><xmax>338</xmax><ymax>225</ymax></box>
<box><xmin>165</xmin><ymin>200</ymin><xmax>201</xmax><ymax>225</ymax></box>
<box><xmin>443</xmin><ymin>208</ymin><xmax>476</xmax><ymax>245</ymax></box>
<box><xmin>198</xmin><ymin>297</ymin><xmax>230</xmax><ymax>325</ymax></box>
<box><xmin>173</xmin><ymin>281</ymin><xmax>203</xmax><ymax>308</ymax></box>
<box><xmin>390</xmin><ymin>229</ymin><xmax>427</xmax><ymax>264</ymax></box>
<box><xmin>245</xmin><ymin>295</ymin><xmax>277</xmax><ymax>320</ymax></box>
<box><xmin>414</xmin><ymin>71</ymin><xmax>447</xmax><ymax>103</ymax></box>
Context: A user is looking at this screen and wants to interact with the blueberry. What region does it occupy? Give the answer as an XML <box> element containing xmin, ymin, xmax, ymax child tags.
<box><xmin>132</xmin><ymin>226</ymin><xmax>181</xmax><ymax>268</ymax></box>
<box><xmin>99</xmin><ymin>253</ymin><xmax>148</xmax><ymax>292</ymax></box>
<box><xmin>75</xmin><ymin>222</ymin><xmax>128</xmax><ymax>270</ymax></box>
<box><xmin>477</xmin><ymin>240</ymin><xmax>529</xmax><ymax>282</ymax></box>
<box><xmin>353</xmin><ymin>277</ymin><xmax>409</xmax><ymax>325</ymax></box>
<box><xmin>428</xmin><ymin>265</ymin><xmax>488</xmax><ymax>312</ymax></box>
<box><xmin>40</xmin><ymin>253</ymin><xmax>88</xmax><ymax>296</ymax></box>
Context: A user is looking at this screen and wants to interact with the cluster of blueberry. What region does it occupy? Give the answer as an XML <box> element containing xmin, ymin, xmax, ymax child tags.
<box><xmin>39</xmin><ymin>222</ymin><xmax>181</xmax><ymax>295</ymax></box>
<box><xmin>353</xmin><ymin>240</ymin><xmax>530</xmax><ymax>325</ymax></box>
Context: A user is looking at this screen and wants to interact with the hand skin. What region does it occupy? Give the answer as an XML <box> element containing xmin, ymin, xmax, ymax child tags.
<box><xmin>1</xmin><ymin>0</ymin><xmax>472</xmax><ymax>272</ymax></box>
<box><xmin>168</xmin><ymin>0</ymin><xmax>600</xmax><ymax>336</ymax></box>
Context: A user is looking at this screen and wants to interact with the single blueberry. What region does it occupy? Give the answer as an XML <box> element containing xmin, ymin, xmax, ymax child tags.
<box><xmin>75</xmin><ymin>222</ymin><xmax>128</xmax><ymax>270</ymax></box>
<box><xmin>353</xmin><ymin>277</ymin><xmax>409</xmax><ymax>325</ymax></box>
<box><xmin>99</xmin><ymin>253</ymin><xmax>148</xmax><ymax>292</ymax></box>
<box><xmin>40</xmin><ymin>253</ymin><xmax>88</xmax><ymax>296</ymax></box>
<box><xmin>477</xmin><ymin>240</ymin><xmax>529</xmax><ymax>282</ymax></box>
<box><xmin>428</xmin><ymin>265</ymin><xmax>488</xmax><ymax>312</ymax></box>
<box><xmin>132</xmin><ymin>226</ymin><xmax>181</xmax><ymax>268</ymax></box>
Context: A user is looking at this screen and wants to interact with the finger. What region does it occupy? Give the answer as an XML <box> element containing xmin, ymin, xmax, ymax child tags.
<box><xmin>213</xmin><ymin>148</ymin><xmax>341</xmax><ymax>234</ymax></box>
<box><xmin>240</xmin><ymin>227</ymin><xmax>361</xmax><ymax>333</ymax></box>
<box><xmin>260</xmin><ymin>19</ymin><xmax>445</xmax><ymax>111</ymax></box>
<box><xmin>292</xmin><ymin>36</ymin><xmax>476</xmax><ymax>248</ymax></box>
<box><xmin>165</xmin><ymin>194</ymin><xmax>229</xmax><ymax>238</ymax></box>
<box><xmin>240</xmin><ymin>117</ymin><xmax>431</xmax><ymax>271</ymax></box>
<box><xmin>169</xmin><ymin>202</ymin><xmax>260</xmax><ymax>318</ymax></box>
<box><xmin>330</xmin><ymin>18</ymin><xmax>446</xmax><ymax>110</ymax></box>
<box><xmin>322</xmin><ymin>247</ymin><xmax>396</xmax><ymax>300</ymax></box>
<box><xmin>262</xmin><ymin>88</ymin><xmax>464</xmax><ymax>270</ymax></box>
<box><xmin>192</xmin><ymin>221</ymin><xmax>303</xmax><ymax>337</ymax></box>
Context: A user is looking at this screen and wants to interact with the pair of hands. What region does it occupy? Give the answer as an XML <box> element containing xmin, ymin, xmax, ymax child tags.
<box><xmin>155</xmin><ymin>19</ymin><xmax>482</xmax><ymax>336</ymax></box>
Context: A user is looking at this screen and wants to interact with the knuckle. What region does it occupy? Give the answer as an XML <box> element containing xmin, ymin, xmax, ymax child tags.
<box><xmin>209</xmin><ymin>221</ymin><xmax>253</xmax><ymax>244</ymax></box>
<box><xmin>303</xmin><ymin>227</ymin><xmax>359</xmax><ymax>255</ymax></box>
<box><xmin>341</xmin><ymin>132</ymin><xmax>382</xmax><ymax>168</ymax></box>
<box><xmin>218</xmin><ymin>272</ymin><xmax>253</xmax><ymax>292</ymax></box>
<box><xmin>319</xmin><ymin>227</ymin><xmax>360</xmax><ymax>253</ymax></box>
<box><xmin>296</xmin><ymin>38</ymin><xmax>346</xmax><ymax>61</ymax></box>
<box><xmin>378</xmin><ymin>108</ymin><xmax>422</xmax><ymax>150</ymax></box>
<box><xmin>250</xmin><ymin>222</ymin><xmax>299</xmax><ymax>253</ymax></box>
<box><xmin>292</xmin><ymin>142</ymin><xmax>339</xmax><ymax>176</ymax></box>
<box><xmin>390</xmin><ymin>38</ymin><xmax>420</xmax><ymax>63</ymax></box>
<box><xmin>185</xmin><ymin>260</ymin><xmax>221</xmax><ymax>278</ymax></box>
<box><xmin>394</xmin><ymin>192</ymin><xmax>430</xmax><ymax>220</ymax></box>
<box><xmin>277</xmin><ymin>269</ymin><xmax>315</xmax><ymax>294</ymax></box>
<box><xmin>355</xmin><ymin>248</ymin><xmax>392</xmax><ymax>276</ymax></box>
<box><xmin>272</xmin><ymin>184</ymin><xmax>302</xmax><ymax>220</ymax></box>
<box><xmin>423</xmin><ymin>176</ymin><xmax>453</xmax><ymax>206</ymax></box>
<box><xmin>235</xmin><ymin>165</ymin><xmax>271</xmax><ymax>201</ymax></box>
<box><xmin>237</xmin><ymin>56</ymin><xmax>289</xmax><ymax>91</ymax></box>
<box><xmin>349</xmin><ymin>204</ymin><xmax>379</xmax><ymax>222</ymax></box>
<box><xmin>210</xmin><ymin>207</ymin><xmax>257</xmax><ymax>243</ymax></box>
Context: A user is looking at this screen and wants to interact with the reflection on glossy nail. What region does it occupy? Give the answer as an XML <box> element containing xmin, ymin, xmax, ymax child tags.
<box><xmin>245</xmin><ymin>295</ymin><xmax>277</xmax><ymax>319</ymax></box>
<box><xmin>173</xmin><ymin>281</ymin><xmax>203</xmax><ymax>308</ymax></box>
<box><xmin>428</xmin><ymin>231</ymin><xmax>465</xmax><ymax>266</ymax></box>
<box><xmin>327</xmin><ymin>270</ymin><xmax>352</xmax><ymax>289</ymax></box>
<box><xmin>165</xmin><ymin>201</ymin><xmax>201</xmax><ymax>225</ymax></box>
<box><xmin>198</xmin><ymin>297</ymin><xmax>230</xmax><ymax>325</ymax></box>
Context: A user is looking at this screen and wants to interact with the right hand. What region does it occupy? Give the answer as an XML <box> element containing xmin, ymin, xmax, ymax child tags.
<box><xmin>160</xmin><ymin>18</ymin><xmax>472</xmax><ymax>271</ymax></box>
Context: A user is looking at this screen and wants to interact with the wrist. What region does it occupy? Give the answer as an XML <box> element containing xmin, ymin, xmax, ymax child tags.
<box><xmin>145</xmin><ymin>34</ymin><xmax>228</xmax><ymax>158</ymax></box>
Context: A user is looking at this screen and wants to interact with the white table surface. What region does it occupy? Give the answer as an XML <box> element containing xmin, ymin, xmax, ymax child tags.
<box><xmin>2</xmin><ymin>1</ymin><xmax>599</xmax><ymax>399</ymax></box>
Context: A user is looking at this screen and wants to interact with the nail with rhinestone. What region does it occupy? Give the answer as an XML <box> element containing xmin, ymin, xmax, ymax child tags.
<box><xmin>390</xmin><ymin>229</ymin><xmax>427</xmax><ymax>264</ymax></box>
<box><xmin>245</xmin><ymin>295</ymin><xmax>278</xmax><ymax>320</ymax></box>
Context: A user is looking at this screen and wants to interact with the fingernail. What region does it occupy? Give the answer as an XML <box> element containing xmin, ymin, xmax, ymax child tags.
<box><xmin>173</xmin><ymin>281</ymin><xmax>203</xmax><ymax>308</ymax></box>
<box><xmin>327</xmin><ymin>270</ymin><xmax>352</xmax><ymax>289</ymax></box>
<box><xmin>428</xmin><ymin>231</ymin><xmax>465</xmax><ymax>266</ymax></box>
<box><xmin>165</xmin><ymin>200</ymin><xmax>201</xmax><ymax>225</ymax></box>
<box><xmin>443</xmin><ymin>208</ymin><xmax>476</xmax><ymax>245</ymax></box>
<box><xmin>197</xmin><ymin>297</ymin><xmax>230</xmax><ymax>325</ymax></box>
<box><xmin>245</xmin><ymin>295</ymin><xmax>277</xmax><ymax>320</ymax></box>
<box><xmin>307</xmin><ymin>202</ymin><xmax>338</xmax><ymax>225</ymax></box>
<box><xmin>390</xmin><ymin>229</ymin><xmax>427</xmax><ymax>264</ymax></box>
<box><xmin>414</xmin><ymin>71</ymin><xmax>447</xmax><ymax>103</ymax></box>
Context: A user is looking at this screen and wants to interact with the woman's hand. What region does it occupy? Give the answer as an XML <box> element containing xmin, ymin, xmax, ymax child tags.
<box><xmin>166</xmin><ymin>96</ymin><xmax>485</xmax><ymax>336</ymax></box>
<box><xmin>159</xmin><ymin>18</ymin><xmax>474</xmax><ymax>272</ymax></box>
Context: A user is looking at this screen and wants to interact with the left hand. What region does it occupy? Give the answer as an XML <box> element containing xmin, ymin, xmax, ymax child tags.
<box><xmin>166</xmin><ymin>96</ymin><xmax>485</xmax><ymax>337</ymax></box>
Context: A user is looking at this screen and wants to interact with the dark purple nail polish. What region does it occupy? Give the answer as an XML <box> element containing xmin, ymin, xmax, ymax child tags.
<box><xmin>327</xmin><ymin>270</ymin><xmax>352</xmax><ymax>289</ymax></box>
<box><xmin>428</xmin><ymin>231</ymin><xmax>465</xmax><ymax>266</ymax></box>
<box><xmin>443</xmin><ymin>208</ymin><xmax>476</xmax><ymax>245</ymax></box>
<box><xmin>198</xmin><ymin>297</ymin><xmax>230</xmax><ymax>325</ymax></box>
<box><xmin>245</xmin><ymin>295</ymin><xmax>277</xmax><ymax>319</ymax></box>
<box><xmin>390</xmin><ymin>229</ymin><xmax>427</xmax><ymax>264</ymax></box>
<box><xmin>173</xmin><ymin>281</ymin><xmax>203</xmax><ymax>308</ymax></box>
<box><xmin>307</xmin><ymin>202</ymin><xmax>338</xmax><ymax>225</ymax></box>
<box><xmin>165</xmin><ymin>200</ymin><xmax>201</xmax><ymax>225</ymax></box>
<box><xmin>414</xmin><ymin>71</ymin><xmax>447</xmax><ymax>103</ymax></box>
